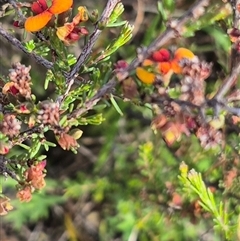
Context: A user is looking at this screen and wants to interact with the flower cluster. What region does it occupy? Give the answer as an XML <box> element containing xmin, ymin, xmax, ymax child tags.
<box><xmin>196</xmin><ymin>125</ymin><xmax>223</xmax><ymax>150</ymax></box>
<box><xmin>151</xmin><ymin>97</ymin><xmax>223</xmax><ymax>148</ymax></box>
<box><xmin>180</xmin><ymin>58</ymin><xmax>212</xmax><ymax>105</ymax></box>
<box><xmin>134</xmin><ymin>46</ymin><xmax>218</xmax><ymax>148</ymax></box>
<box><xmin>0</xmin><ymin>114</ymin><xmax>21</xmax><ymax>138</ymax></box>
<box><xmin>56</xmin><ymin>6</ymin><xmax>89</xmax><ymax>45</ymax></box>
<box><xmin>37</xmin><ymin>100</ymin><xmax>60</xmax><ymax>126</ymax></box>
<box><xmin>24</xmin><ymin>0</ymin><xmax>89</xmax><ymax>45</ymax></box>
<box><xmin>16</xmin><ymin>161</ymin><xmax>46</xmax><ymax>202</ymax></box>
<box><xmin>136</xmin><ymin>48</ymin><xmax>195</xmax><ymax>85</ymax></box>
<box><xmin>3</xmin><ymin>63</ymin><xmax>32</xmax><ymax>99</ymax></box>
<box><xmin>152</xmin><ymin>113</ymin><xmax>190</xmax><ymax>145</ymax></box>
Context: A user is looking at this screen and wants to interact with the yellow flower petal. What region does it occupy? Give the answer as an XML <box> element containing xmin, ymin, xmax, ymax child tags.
<box><xmin>136</xmin><ymin>67</ymin><xmax>155</xmax><ymax>84</ymax></box>
<box><xmin>25</xmin><ymin>11</ymin><xmax>52</xmax><ymax>32</ymax></box>
<box><xmin>48</xmin><ymin>0</ymin><xmax>73</xmax><ymax>14</ymax></box>
<box><xmin>174</xmin><ymin>48</ymin><xmax>195</xmax><ymax>60</ymax></box>
<box><xmin>172</xmin><ymin>48</ymin><xmax>195</xmax><ymax>74</ymax></box>
<box><xmin>2</xmin><ymin>82</ymin><xmax>14</xmax><ymax>94</ymax></box>
<box><xmin>73</xmin><ymin>6</ymin><xmax>88</xmax><ymax>25</ymax></box>
<box><xmin>56</xmin><ymin>23</ymin><xmax>74</xmax><ymax>41</ymax></box>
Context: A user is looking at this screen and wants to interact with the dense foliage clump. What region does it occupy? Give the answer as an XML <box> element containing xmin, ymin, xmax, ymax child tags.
<box><xmin>0</xmin><ymin>0</ymin><xmax>239</xmax><ymax>240</ymax></box>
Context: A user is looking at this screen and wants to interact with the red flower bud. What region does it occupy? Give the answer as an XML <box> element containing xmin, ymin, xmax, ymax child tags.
<box><xmin>79</xmin><ymin>27</ymin><xmax>89</xmax><ymax>35</ymax></box>
<box><xmin>31</xmin><ymin>0</ymin><xmax>48</xmax><ymax>14</ymax></box>
<box><xmin>13</xmin><ymin>21</ymin><xmax>20</xmax><ymax>28</ymax></box>
<box><xmin>9</xmin><ymin>85</ymin><xmax>19</xmax><ymax>95</ymax></box>
<box><xmin>152</xmin><ymin>49</ymin><xmax>170</xmax><ymax>62</ymax></box>
<box><xmin>69</xmin><ymin>32</ymin><xmax>80</xmax><ymax>41</ymax></box>
<box><xmin>115</xmin><ymin>60</ymin><xmax>128</xmax><ymax>70</ymax></box>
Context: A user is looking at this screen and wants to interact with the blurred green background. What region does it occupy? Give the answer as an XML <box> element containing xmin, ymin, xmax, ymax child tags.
<box><xmin>1</xmin><ymin>0</ymin><xmax>240</xmax><ymax>241</ymax></box>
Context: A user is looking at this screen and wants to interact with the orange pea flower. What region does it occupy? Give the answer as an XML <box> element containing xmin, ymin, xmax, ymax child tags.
<box><xmin>136</xmin><ymin>48</ymin><xmax>195</xmax><ymax>84</ymax></box>
<box><xmin>171</xmin><ymin>48</ymin><xmax>195</xmax><ymax>74</ymax></box>
<box><xmin>136</xmin><ymin>59</ymin><xmax>156</xmax><ymax>84</ymax></box>
<box><xmin>57</xmin><ymin>24</ymin><xmax>88</xmax><ymax>45</ymax></box>
<box><xmin>0</xmin><ymin>197</ymin><xmax>13</xmax><ymax>215</ymax></box>
<box><xmin>158</xmin><ymin>61</ymin><xmax>172</xmax><ymax>75</ymax></box>
<box><xmin>16</xmin><ymin>186</ymin><xmax>32</xmax><ymax>202</ymax></box>
<box><xmin>136</xmin><ymin>49</ymin><xmax>172</xmax><ymax>84</ymax></box>
<box><xmin>56</xmin><ymin>6</ymin><xmax>89</xmax><ymax>45</ymax></box>
<box><xmin>25</xmin><ymin>0</ymin><xmax>73</xmax><ymax>32</ymax></box>
<box><xmin>2</xmin><ymin>82</ymin><xmax>19</xmax><ymax>95</ymax></box>
<box><xmin>154</xmin><ymin>48</ymin><xmax>172</xmax><ymax>75</ymax></box>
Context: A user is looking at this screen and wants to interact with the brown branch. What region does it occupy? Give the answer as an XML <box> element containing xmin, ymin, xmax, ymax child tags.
<box><xmin>69</xmin><ymin>0</ymin><xmax>210</xmax><ymax>119</ymax></box>
<box><xmin>230</xmin><ymin>0</ymin><xmax>239</xmax><ymax>29</ymax></box>
<box><xmin>0</xmin><ymin>26</ymin><xmax>54</xmax><ymax>69</ymax></box>
<box><xmin>8</xmin><ymin>0</ymin><xmax>25</xmax><ymax>20</ymax></box>
<box><xmin>214</xmin><ymin>0</ymin><xmax>240</xmax><ymax>103</ymax></box>
<box><xmin>229</xmin><ymin>0</ymin><xmax>240</xmax><ymax>69</ymax></box>
<box><xmin>67</xmin><ymin>0</ymin><xmax>121</xmax><ymax>81</ymax></box>
<box><xmin>0</xmin><ymin>155</ymin><xmax>18</xmax><ymax>181</ymax></box>
<box><xmin>213</xmin><ymin>63</ymin><xmax>240</xmax><ymax>101</ymax></box>
<box><xmin>69</xmin><ymin>78</ymin><xmax>116</xmax><ymax>118</ymax></box>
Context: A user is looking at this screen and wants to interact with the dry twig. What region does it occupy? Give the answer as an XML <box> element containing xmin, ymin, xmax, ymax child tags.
<box><xmin>0</xmin><ymin>26</ymin><xmax>54</xmax><ymax>69</ymax></box>
<box><xmin>67</xmin><ymin>0</ymin><xmax>121</xmax><ymax>81</ymax></box>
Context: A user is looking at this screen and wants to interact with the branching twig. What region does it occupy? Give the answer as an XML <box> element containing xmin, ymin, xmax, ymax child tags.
<box><xmin>56</xmin><ymin>78</ymin><xmax>75</xmax><ymax>106</ymax></box>
<box><xmin>125</xmin><ymin>0</ymin><xmax>210</xmax><ymax>74</ymax></box>
<box><xmin>229</xmin><ymin>0</ymin><xmax>240</xmax><ymax>70</ymax></box>
<box><xmin>67</xmin><ymin>0</ymin><xmax>121</xmax><ymax>81</ymax></box>
<box><xmin>0</xmin><ymin>26</ymin><xmax>54</xmax><ymax>69</ymax></box>
<box><xmin>69</xmin><ymin>0</ymin><xmax>210</xmax><ymax>119</ymax></box>
<box><xmin>69</xmin><ymin>78</ymin><xmax>116</xmax><ymax>118</ymax></box>
<box><xmin>230</xmin><ymin>0</ymin><xmax>239</xmax><ymax>29</ymax></box>
<box><xmin>214</xmin><ymin>0</ymin><xmax>240</xmax><ymax>103</ymax></box>
<box><xmin>213</xmin><ymin>63</ymin><xmax>240</xmax><ymax>101</ymax></box>
<box><xmin>0</xmin><ymin>155</ymin><xmax>18</xmax><ymax>181</ymax></box>
<box><xmin>8</xmin><ymin>0</ymin><xmax>25</xmax><ymax>20</ymax></box>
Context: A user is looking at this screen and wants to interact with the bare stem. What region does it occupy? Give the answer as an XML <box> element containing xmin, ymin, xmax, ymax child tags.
<box><xmin>0</xmin><ymin>155</ymin><xmax>18</xmax><ymax>181</ymax></box>
<box><xmin>214</xmin><ymin>63</ymin><xmax>240</xmax><ymax>101</ymax></box>
<box><xmin>67</xmin><ymin>0</ymin><xmax>121</xmax><ymax>81</ymax></box>
<box><xmin>69</xmin><ymin>78</ymin><xmax>116</xmax><ymax>118</ymax></box>
<box><xmin>8</xmin><ymin>0</ymin><xmax>25</xmax><ymax>20</ymax></box>
<box><xmin>0</xmin><ymin>26</ymin><xmax>53</xmax><ymax>69</ymax></box>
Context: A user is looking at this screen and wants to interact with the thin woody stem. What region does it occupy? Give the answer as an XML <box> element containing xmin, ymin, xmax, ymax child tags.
<box><xmin>0</xmin><ymin>26</ymin><xmax>54</xmax><ymax>69</ymax></box>
<box><xmin>215</xmin><ymin>0</ymin><xmax>240</xmax><ymax>100</ymax></box>
<box><xmin>229</xmin><ymin>0</ymin><xmax>240</xmax><ymax>69</ymax></box>
<box><xmin>67</xmin><ymin>0</ymin><xmax>121</xmax><ymax>81</ymax></box>
<box><xmin>8</xmin><ymin>0</ymin><xmax>25</xmax><ymax>20</ymax></box>
<box><xmin>69</xmin><ymin>78</ymin><xmax>116</xmax><ymax>118</ymax></box>
<box><xmin>213</xmin><ymin>63</ymin><xmax>240</xmax><ymax>101</ymax></box>
<box><xmin>0</xmin><ymin>155</ymin><xmax>18</xmax><ymax>181</ymax></box>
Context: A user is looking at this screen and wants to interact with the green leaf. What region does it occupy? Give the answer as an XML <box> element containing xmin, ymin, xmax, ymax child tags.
<box><xmin>108</xmin><ymin>2</ymin><xmax>124</xmax><ymax>25</ymax></box>
<box><xmin>25</xmin><ymin>40</ymin><xmax>35</xmax><ymax>52</ymax></box>
<box><xmin>18</xmin><ymin>143</ymin><xmax>30</xmax><ymax>150</ymax></box>
<box><xmin>29</xmin><ymin>141</ymin><xmax>41</xmax><ymax>159</ymax></box>
<box><xmin>110</xmin><ymin>95</ymin><xmax>123</xmax><ymax>116</ymax></box>
<box><xmin>107</xmin><ymin>20</ymin><xmax>127</xmax><ymax>27</ymax></box>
